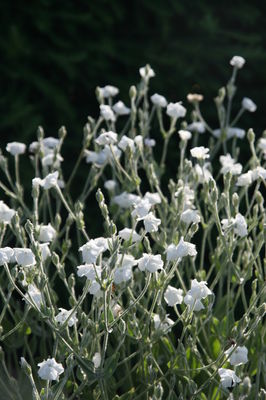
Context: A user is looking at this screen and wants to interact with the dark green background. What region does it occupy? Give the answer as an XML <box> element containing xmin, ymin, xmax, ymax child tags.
<box><xmin>0</xmin><ymin>0</ymin><xmax>265</xmax><ymax>156</ymax></box>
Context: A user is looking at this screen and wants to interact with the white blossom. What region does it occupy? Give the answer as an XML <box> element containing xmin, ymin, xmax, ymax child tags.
<box><xmin>184</xmin><ymin>279</ymin><xmax>212</xmax><ymax>311</ymax></box>
<box><xmin>252</xmin><ymin>166</ymin><xmax>266</xmax><ymax>181</ymax></box>
<box><xmin>144</xmin><ymin>138</ymin><xmax>156</xmax><ymax>147</ymax></box>
<box><xmin>139</xmin><ymin>65</ymin><xmax>155</xmax><ymax>80</ymax></box>
<box><xmin>166</xmin><ymin>102</ymin><xmax>187</xmax><ymax>119</ymax></box>
<box><xmin>38</xmin><ymin>358</ymin><xmax>64</xmax><ymax>381</ymax></box>
<box><xmin>0</xmin><ymin>201</ymin><xmax>15</xmax><ymax>224</ymax></box>
<box><xmin>25</xmin><ymin>284</ymin><xmax>43</xmax><ymax>309</ymax></box>
<box><xmin>222</xmin><ymin>213</ymin><xmax>247</xmax><ymax>237</ymax></box>
<box><xmin>33</xmin><ymin>171</ymin><xmax>59</xmax><ymax>190</ymax></box>
<box><xmin>138</xmin><ymin>254</ymin><xmax>163</xmax><ymax>273</ymax></box>
<box><xmin>118</xmin><ymin>228</ymin><xmax>141</xmax><ymax>242</ymax></box>
<box><xmin>230</xmin><ymin>55</ymin><xmax>245</xmax><ymax>69</ymax></box>
<box><xmin>0</xmin><ymin>247</ymin><xmax>14</xmax><ymax>266</ymax></box>
<box><xmin>220</xmin><ymin>154</ymin><xmax>242</xmax><ymax>175</ymax></box>
<box><xmin>104</xmin><ymin>180</ymin><xmax>117</xmax><ymax>191</ymax></box>
<box><xmin>194</xmin><ymin>163</ymin><xmax>212</xmax><ymax>183</ymax></box>
<box><xmin>144</xmin><ymin>192</ymin><xmax>161</xmax><ymax>206</ymax></box>
<box><xmin>118</xmin><ymin>136</ymin><xmax>135</xmax><ymax>151</ymax></box>
<box><xmin>150</xmin><ymin>93</ymin><xmax>167</xmax><ymax>108</ymax></box>
<box><xmin>39</xmin><ymin>243</ymin><xmax>51</xmax><ymax>261</ymax></box>
<box><xmin>164</xmin><ymin>285</ymin><xmax>183</xmax><ymax>306</ymax></box>
<box><xmin>190</xmin><ymin>146</ymin><xmax>210</xmax><ymax>160</ymax></box>
<box><xmin>178</xmin><ymin>130</ymin><xmax>192</xmax><ymax>141</ymax></box>
<box><xmin>153</xmin><ymin>314</ymin><xmax>174</xmax><ymax>332</ymax></box>
<box><xmin>79</xmin><ymin>238</ymin><xmax>108</xmax><ymax>264</ymax></box>
<box><xmin>113</xmin><ymin>101</ymin><xmax>130</xmax><ymax>115</ymax></box>
<box><xmin>14</xmin><ymin>248</ymin><xmax>36</xmax><ymax>267</ymax></box>
<box><xmin>218</xmin><ymin>368</ymin><xmax>241</xmax><ymax>388</ymax></box>
<box><xmin>213</xmin><ymin>127</ymin><xmax>245</xmax><ymax>139</ymax></box>
<box><xmin>225</xmin><ymin>345</ymin><xmax>248</xmax><ymax>366</ymax></box>
<box><xmin>242</xmin><ymin>97</ymin><xmax>257</xmax><ymax>112</ymax></box>
<box><xmin>39</xmin><ymin>224</ymin><xmax>56</xmax><ymax>242</ymax></box>
<box><xmin>113</xmin><ymin>255</ymin><xmax>137</xmax><ymax>284</ymax></box>
<box><xmin>138</xmin><ymin>212</ymin><xmax>161</xmax><ymax>232</ymax></box>
<box><xmin>42</xmin><ymin>153</ymin><xmax>63</xmax><ymax>167</ymax></box>
<box><xmin>180</xmin><ymin>209</ymin><xmax>200</xmax><ymax>225</ymax></box>
<box><xmin>92</xmin><ymin>352</ymin><xmax>101</xmax><ymax>368</ymax></box>
<box><xmin>77</xmin><ymin>264</ymin><xmax>102</xmax><ymax>281</ymax></box>
<box><xmin>166</xmin><ymin>237</ymin><xmax>197</xmax><ymax>261</ymax></box>
<box><xmin>95</xmin><ymin>131</ymin><xmax>118</xmax><ymax>146</ymax></box>
<box><xmin>6</xmin><ymin>142</ymin><xmax>26</xmax><ymax>156</ymax></box>
<box><xmin>113</xmin><ymin>192</ymin><xmax>140</xmax><ymax>208</ymax></box>
<box><xmin>134</xmin><ymin>135</ymin><xmax>143</xmax><ymax>149</ymax></box>
<box><xmin>100</xmin><ymin>104</ymin><xmax>115</xmax><ymax>121</ymax></box>
<box><xmin>131</xmin><ymin>198</ymin><xmax>151</xmax><ymax>218</ymax></box>
<box><xmin>99</xmin><ymin>85</ymin><xmax>119</xmax><ymax>98</ymax></box>
<box><xmin>236</xmin><ymin>171</ymin><xmax>253</xmax><ymax>187</ymax></box>
<box><xmin>187</xmin><ymin>122</ymin><xmax>205</xmax><ymax>134</ymax></box>
<box><xmin>55</xmin><ymin>308</ymin><xmax>78</xmax><ymax>327</ymax></box>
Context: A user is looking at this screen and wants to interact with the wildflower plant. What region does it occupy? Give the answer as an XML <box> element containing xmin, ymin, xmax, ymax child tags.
<box><xmin>0</xmin><ymin>57</ymin><xmax>265</xmax><ymax>400</ymax></box>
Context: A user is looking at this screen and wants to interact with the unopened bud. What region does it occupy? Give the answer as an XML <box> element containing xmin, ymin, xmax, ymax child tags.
<box><xmin>20</xmin><ymin>357</ymin><xmax>32</xmax><ymax>376</ymax></box>
<box><xmin>37</xmin><ymin>126</ymin><xmax>44</xmax><ymax>140</ymax></box>
<box><xmin>129</xmin><ymin>85</ymin><xmax>137</xmax><ymax>100</ymax></box>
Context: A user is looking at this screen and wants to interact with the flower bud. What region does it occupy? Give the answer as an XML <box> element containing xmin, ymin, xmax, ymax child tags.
<box><xmin>247</xmin><ymin>128</ymin><xmax>255</xmax><ymax>143</ymax></box>
<box><xmin>58</xmin><ymin>126</ymin><xmax>67</xmax><ymax>140</ymax></box>
<box><xmin>37</xmin><ymin>126</ymin><xmax>44</xmax><ymax>140</ymax></box>
<box><xmin>20</xmin><ymin>357</ymin><xmax>32</xmax><ymax>376</ymax></box>
<box><xmin>129</xmin><ymin>85</ymin><xmax>137</xmax><ymax>100</ymax></box>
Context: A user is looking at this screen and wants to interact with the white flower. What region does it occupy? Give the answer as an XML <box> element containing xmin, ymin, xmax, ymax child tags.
<box><xmin>225</xmin><ymin>345</ymin><xmax>248</xmax><ymax>366</ymax></box>
<box><xmin>39</xmin><ymin>243</ymin><xmax>51</xmax><ymax>261</ymax></box>
<box><xmin>166</xmin><ymin>102</ymin><xmax>187</xmax><ymax>119</ymax></box>
<box><xmin>38</xmin><ymin>358</ymin><xmax>64</xmax><ymax>381</ymax></box>
<box><xmin>164</xmin><ymin>285</ymin><xmax>183</xmax><ymax>306</ymax></box>
<box><xmin>104</xmin><ymin>180</ymin><xmax>117</xmax><ymax>191</ymax></box>
<box><xmin>232</xmin><ymin>213</ymin><xmax>247</xmax><ymax>237</ymax></box>
<box><xmin>113</xmin><ymin>101</ymin><xmax>130</xmax><ymax>115</ymax></box>
<box><xmin>113</xmin><ymin>254</ymin><xmax>137</xmax><ymax>284</ymax></box>
<box><xmin>242</xmin><ymin>97</ymin><xmax>257</xmax><ymax>112</ymax></box>
<box><xmin>100</xmin><ymin>104</ymin><xmax>115</xmax><ymax>121</ymax></box>
<box><xmin>236</xmin><ymin>171</ymin><xmax>253</xmax><ymax>187</ymax></box>
<box><xmin>175</xmin><ymin>184</ymin><xmax>195</xmax><ymax>209</ymax></box>
<box><xmin>252</xmin><ymin>166</ymin><xmax>266</xmax><ymax>181</ymax></box>
<box><xmin>139</xmin><ymin>65</ymin><xmax>155</xmax><ymax>80</ymax></box>
<box><xmin>79</xmin><ymin>238</ymin><xmax>108</xmax><ymax>264</ymax></box>
<box><xmin>230</xmin><ymin>56</ymin><xmax>246</xmax><ymax>69</ymax></box>
<box><xmin>118</xmin><ymin>228</ymin><xmax>141</xmax><ymax>242</ymax></box>
<box><xmin>134</xmin><ymin>135</ymin><xmax>143</xmax><ymax>149</ymax></box>
<box><xmin>39</xmin><ymin>224</ymin><xmax>56</xmax><ymax>242</ymax></box>
<box><xmin>118</xmin><ymin>136</ymin><xmax>135</xmax><ymax>151</ymax></box>
<box><xmin>153</xmin><ymin>314</ymin><xmax>174</xmax><ymax>332</ymax></box>
<box><xmin>144</xmin><ymin>138</ymin><xmax>156</xmax><ymax>147</ymax></box>
<box><xmin>95</xmin><ymin>131</ymin><xmax>118</xmax><ymax>146</ymax></box>
<box><xmin>99</xmin><ymin>85</ymin><xmax>119</xmax><ymax>98</ymax></box>
<box><xmin>113</xmin><ymin>192</ymin><xmax>140</xmax><ymax>208</ymax></box>
<box><xmin>178</xmin><ymin>130</ymin><xmax>192</xmax><ymax>141</ymax></box>
<box><xmin>184</xmin><ymin>279</ymin><xmax>212</xmax><ymax>311</ymax></box>
<box><xmin>6</xmin><ymin>142</ymin><xmax>26</xmax><ymax>156</ymax></box>
<box><xmin>213</xmin><ymin>127</ymin><xmax>245</xmax><ymax>139</ymax></box>
<box><xmin>33</xmin><ymin>171</ymin><xmax>59</xmax><ymax>190</ymax></box>
<box><xmin>89</xmin><ymin>280</ymin><xmax>101</xmax><ymax>295</ymax></box>
<box><xmin>0</xmin><ymin>247</ymin><xmax>14</xmax><ymax>266</ymax></box>
<box><xmin>150</xmin><ymin>93</ymin><xmax>167</xmax><ymax>108</ymax></box>
<box><xmin>14</xmin><ymin>248</ymin><xmax>36</xmax><ymax>267</ymax></box>
<box><xmin>187</xmin><ymin>122</ymin><xmax>205</xmax><ymax>134</ymax></box>
<box><xmin>0</xmin><ymin>201</ymin><xmax>15</xmax><ymax>224</ymax></box>
<box><xmin>138</xmin><ymin>212</ymin><xmax>161</xmax><ymax>232</ymax></box>
<box><xmin>144</xmin><ymin>192</ymin><xmax>161</xmax><ymax>206</ymax></box>
<box><xmin>166</xmin><ymin>237</ymin><xmax>197</xmax><ymax>261</ymax></box>
<box><xmin>190</xmin><ymin>146</ymin><xmax>210</xmax><ymax>160</ymax></box>
<box><xmin>25</xmin><ymin>284</ymin><xmax>43</xmax><ymax>309</ymax></box>
<box><xmin>218</xmin><ymin>368</ymin><xmax>241</xmax><ymax>388</ymax></box>
<box><xmin>131</xmin><ymin>198</ymin><xmax>152</xmax><ymax>218</ymax></box>
<box><xmin>77</xmin><ymin>264</ymin><xmax>101</xmax><ymax>281</ymax></box>
<box><xmin>42</xmin><ymin>153</ymin><xmax>63</xmax><ymax>167</ymax></box>
<box><xmin>194</xmin><ymin>163</ymin><xmax>212</xmax><ymax>183</ymax></box>
<box><xmin>55</xmin><ymin>308</ymin><xmax>78</xmax><ymax>327</ymax></box>
<box><xmin>138</xmin><ymin>254</ymin><xmax>163</xmax><ymax>273</ymax></box>
<box><xmin>180</xmin><ymin>209</ymin><xmax>200</xmax><ymax>225</ymax></box>
<box><xmin>92</xmin><ymin>352</ymin><xmax>101</xmax><ymax>368</ymax></box>
<box><xmin>220</xmin><ymin>154</ymin><xmax>242</xmax><ymax>176</ymax></box>
<box><xmin>43</xmin><ymin>137</ymin><xmax>60</xmax><ymax>149</ymax></box>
